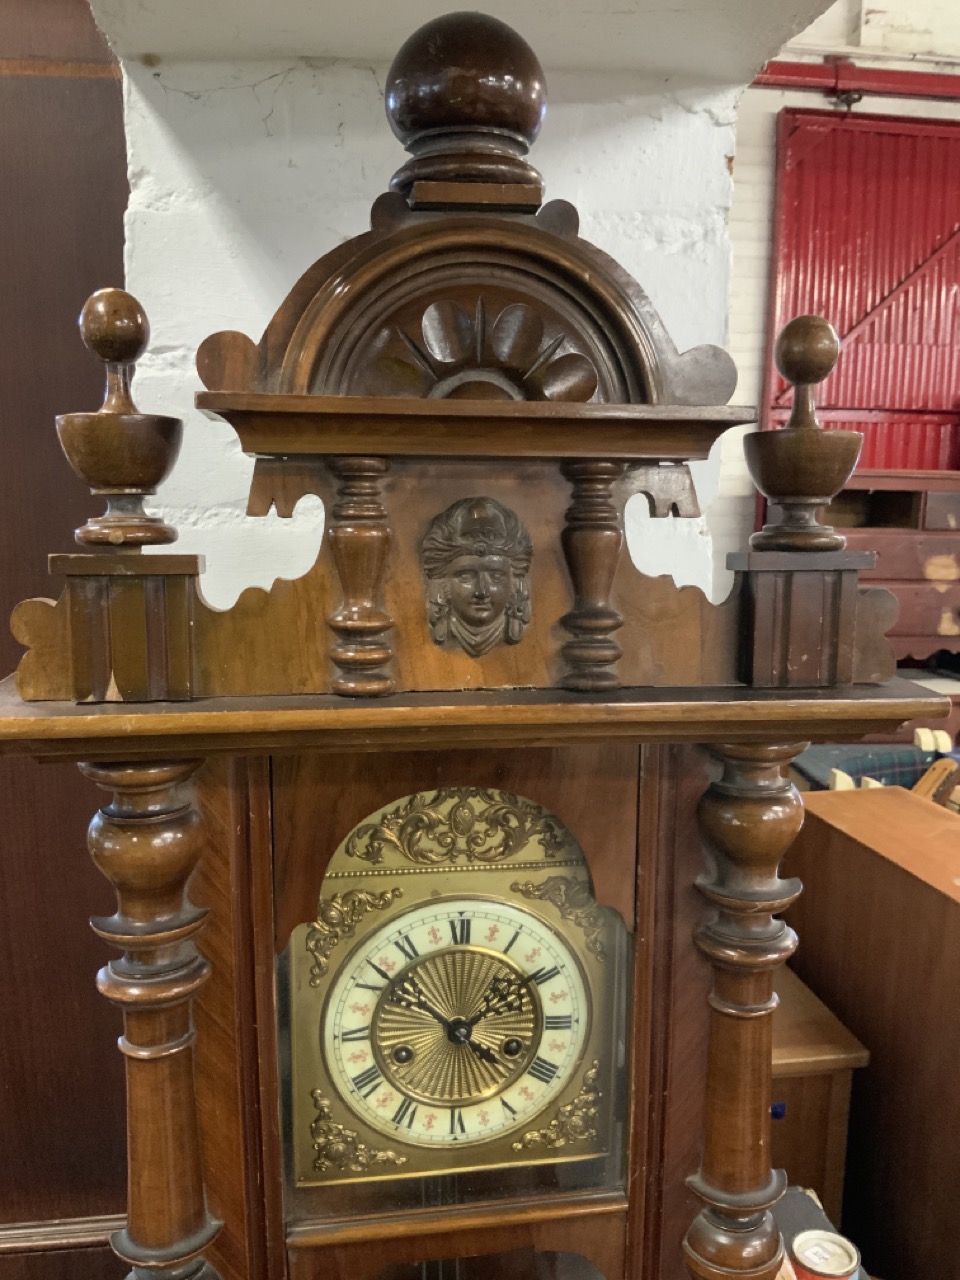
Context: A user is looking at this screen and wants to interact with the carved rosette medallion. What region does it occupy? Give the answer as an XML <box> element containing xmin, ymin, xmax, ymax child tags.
<box><xmin>511</xmin><ymin>1061</ymin><xmax>602</xmax><ymax>1151</ymax></box>
<box><xmin>306</xmin><ymin>888</ymin><xmax>403</xmax><ymax>985</ymax></box>
<box><xmin>345</xmin><ymin>787</ymin><xmax>570</xmax><ymax>866</ymax></box>
<box><xmin>511</xmin><ymin>876</ymin><xmax>607</xmax><ymax>962</ymax></box>
<box><xmin>310</xmin><ymin>1091</ymin><xmax>408</xmax><ymax>1175</ymax></box>
<box><xmin>367</xmin><ymin>298</ymin><xmax>600</xmax><ymax>402</ymax></box>
<box><xmin>422</xmin><ymin>497</ymin><xmax>533</xmax><ymax>657</ymax></box>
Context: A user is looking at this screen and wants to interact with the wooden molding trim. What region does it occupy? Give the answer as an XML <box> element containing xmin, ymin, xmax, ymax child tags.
<box><xmin>0</xmin><ymin>1215</ymin><xmax>126</xmax><ymax>1254</ymax></box>
<box><xmin>0</xmin><ymin>59</ymin><xmax>119</xmax><ymax>80</ymax></box>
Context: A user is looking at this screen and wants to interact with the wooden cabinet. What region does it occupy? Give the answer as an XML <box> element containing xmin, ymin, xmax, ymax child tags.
<box><xmin>784</xmin><ymin>788</ymin><xmax>960</xmax><ymax>1280</ymax></box>
<box><xmin>771</xmin><ymin>968</ymin><xmax>868</xmax><ymax>1224</ymax></box>
<box><xmin>839</xmin><ymin>469</ymin><xmax>960</xmax><ymax>661</ymax></box>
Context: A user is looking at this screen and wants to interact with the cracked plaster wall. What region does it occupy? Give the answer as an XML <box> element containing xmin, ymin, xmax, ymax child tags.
<box><xmin>125</xmin><ymin>56</ymin><xmax>746</xmax><ymax>608</ymax></box>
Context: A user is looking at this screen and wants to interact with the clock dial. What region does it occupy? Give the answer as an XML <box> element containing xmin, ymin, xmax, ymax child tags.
<box><xmin>323</xmin><ymin>897</ymin><xmax>590</xmax><ymax>1147</ymax></box>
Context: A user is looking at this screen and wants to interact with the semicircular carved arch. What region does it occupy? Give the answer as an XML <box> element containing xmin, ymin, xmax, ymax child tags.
<box><xmin>198</xmin><ymin>203</ymin><xmax>737</xmax><ymax>407</ymax></box>
<box><xmin>262</xmin><ymin>213</ymin><xmax>735</xmax><ymax>406</ymax></box>
<box><xmin>282</xmin><ymin>221</ymin><xmax>662</xmax><ymax>402</ymax></box>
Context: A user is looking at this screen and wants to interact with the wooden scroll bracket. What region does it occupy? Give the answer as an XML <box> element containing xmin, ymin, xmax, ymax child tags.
<box><xmin>82</xmin><ymin>760</ymin><xmax>221</xmax><ymax>1280</ymax></box>
<box><xmin>685</xmin><ymin>742</ymin><xmax>806</xmax><ymax>1280</ymax></box>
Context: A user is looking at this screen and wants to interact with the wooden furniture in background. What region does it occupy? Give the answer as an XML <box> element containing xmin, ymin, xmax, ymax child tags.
<box><xmin>771</xmin><ymin>968</ymin><xmax>868</xmax><ymax>1224</ymax></box>
<box><xmin>0</xmin><ymin>13</ymin><xmax>946</xmax><ymax>1280</ymax></box>
<box><xmin>839</xmin><ymin>469</ymin><xmax>960</xmax><ymax>662</ymax></box>
<box><xmin>784</xmin><ymin>787</ymin><xmax>960</xmax><ymax>1280</ymax></box>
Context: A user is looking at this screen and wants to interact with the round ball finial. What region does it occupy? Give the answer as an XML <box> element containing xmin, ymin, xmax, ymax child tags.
<box><xmin>80</xmin><ymin>288</ymin><xmax>150</xmax><ymax>367</ymax></box>
<box><xmin>385</xmin><ymin>12</ymin><xmax>546</xmax><ymax>152</ymax></box>
<box><xmin>774</xmin><ymin>314</ymin><xmax>839</xmax><ymax>387</ymax></box>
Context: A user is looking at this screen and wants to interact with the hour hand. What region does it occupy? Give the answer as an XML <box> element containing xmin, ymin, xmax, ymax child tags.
<box><xmin>465</xmin><ymin>1038</ymin><xmax>499</xmax><ymax>1065</ymax></box>
<box><xmin>390</xmin><ymin>976</ymin><xmax>450</xmax><ymax>1029</ymax></box>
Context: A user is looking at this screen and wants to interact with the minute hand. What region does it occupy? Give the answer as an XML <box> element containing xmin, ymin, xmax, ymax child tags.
<box><xmin>468</xmin><ymin>975</ymin><xmax>526</xmax><ymax>1025</ymax></box>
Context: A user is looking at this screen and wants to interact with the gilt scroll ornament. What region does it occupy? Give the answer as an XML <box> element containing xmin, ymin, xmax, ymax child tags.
<box><xmin>345</xmin><ymin>787</ymin><xmax>568</xmax><ymax>866</ymax></box>
<box><xmin>305</xmin><ymin>888</ymin><xmax>403</xmax><ymax>985</ymax></box>
<box><xmin>511</xmin><ymin>876</ymin><xmax>607</xmax><ymax>962</ymax></box>
<box><xmin>422</xmin><ymin>497</ymin><xmax>532</xmax><ymax>657</ymax></box>
<box><xmin>310</xmin><ymin>1091</ymin><xmax>408</xmax><ymax>1175</ymax></box>
<box><xmin>511</xmin><ymin>1061</ymin><xmax>602</xmax><ymax>1151</ymax></box>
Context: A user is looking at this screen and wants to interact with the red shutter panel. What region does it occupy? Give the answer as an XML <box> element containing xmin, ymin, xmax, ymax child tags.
<box><xmin>764</xmin><ymin>107</ymin><xmax>960</xmax><ymax>469</ymax></box>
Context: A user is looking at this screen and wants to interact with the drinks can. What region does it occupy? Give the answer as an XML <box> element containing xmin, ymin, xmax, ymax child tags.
<box><xmin>791</xmin><ymin>1229</ymin><xmax>861</xmax><ymax>1279</ymax></box>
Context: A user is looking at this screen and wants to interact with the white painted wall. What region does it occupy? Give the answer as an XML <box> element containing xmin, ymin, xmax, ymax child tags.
<box><xmin>91</xmin><ymin>1</ymin><xmax>838</xmax><ymax>610</ymax></box>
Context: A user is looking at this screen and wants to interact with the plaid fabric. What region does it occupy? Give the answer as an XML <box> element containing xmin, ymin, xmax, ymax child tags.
<box><xmin>794</xmin><ymin>744</ymin><xmax>938</xmax><ymax>790</ymax></box>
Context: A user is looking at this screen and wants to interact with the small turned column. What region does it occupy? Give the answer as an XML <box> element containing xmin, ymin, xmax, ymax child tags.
<box><xmin>326</xmin><ymin>457</ymin><xmax>395</xmax><ymax>696</ymax></box>
<box><xmin>81</xmin><ymin>761</ymin><xmax>221</xmax><ymax>1280</ymax></box>
<box><xmin>559</xmin><ymin>460</ymin><xmax>626</xmax><ymax>691</ymax></box>
<box><xmin>684</xmin><ymin>743</ymin><xmax>806</xmax><ymax>1280</ymax></box>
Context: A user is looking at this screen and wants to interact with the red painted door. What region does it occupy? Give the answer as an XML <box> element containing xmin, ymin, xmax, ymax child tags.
<box><xmin>765</xmin><ymin>108</ymin><xmax>960</xmax><ymax>469</ymax></box>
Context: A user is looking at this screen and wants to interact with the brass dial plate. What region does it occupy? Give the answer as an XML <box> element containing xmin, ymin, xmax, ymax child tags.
<box><xmin>322</xmin><ymin>897</ymin><xmax>590</xmax><ymax>1148</ymax></box>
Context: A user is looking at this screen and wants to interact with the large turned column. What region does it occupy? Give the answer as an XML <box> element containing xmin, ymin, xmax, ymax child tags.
<box><xmin>684</xmin><ymin>743</ymin><xmax>806</xmax><ymax>1280</ymax></box>
<box><xmin>81</xmin><ymin>760</ymin><xmax>222</xmax><ymax>1280</ymax></box>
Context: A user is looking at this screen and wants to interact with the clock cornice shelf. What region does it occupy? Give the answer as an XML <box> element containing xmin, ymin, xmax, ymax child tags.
<box><xmin>194</xmin><ymin>393</ymin><xmax>755</xmax><ymax>461</ymax></box>
<box><xmin>0</xmin><ymin>675</ymin><xmax>941</xmax><ymax>759</ymax></box>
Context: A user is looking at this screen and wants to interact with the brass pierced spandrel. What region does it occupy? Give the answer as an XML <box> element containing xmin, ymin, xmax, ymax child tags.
<box><xmin>306</xmin><ymin>888</ymin><xmax>403</xmax><ymax>985</ymax></box>
<box><xmin>345</xmin><ymin>787</ymin><xmax>571</xmax><ymax>866</ymax></box>
<box><xmin>310</xmin><ymin>1091</ymin><xmax>408</xmax><ymax>1175</ymax></box>
<box><xmin>511</xmin><ymin>1061</ymin><xmax>601</xmax><ymax>1151</ymax></box>
<box><xmin>511</xmin><ymin>876</ymin><xmax>606</xmax><ymax>961</ymax></box>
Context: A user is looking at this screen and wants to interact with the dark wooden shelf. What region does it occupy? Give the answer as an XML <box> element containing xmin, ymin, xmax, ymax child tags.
<box><xmin>846</xmin><ymin>468</ymin><xmax>960</xmax><ymax>491</ymax></box>
<box><xmin>0</xmin><ymin>675</ymin><xmax>944</xmax><ymax>759</ymax></box>
<box><xmin>196</xmin><ymin>392</ymin><xmax>755</xmax><ymax>461</ymax></box>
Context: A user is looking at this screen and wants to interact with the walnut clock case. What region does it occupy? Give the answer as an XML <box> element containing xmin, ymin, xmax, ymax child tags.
<box><xmin>0</xmin><ymin>12</ymin><xmax>946</xmax><ymax>1280</ymax></box>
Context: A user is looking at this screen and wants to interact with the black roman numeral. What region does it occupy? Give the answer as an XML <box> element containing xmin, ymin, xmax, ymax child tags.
<box><xmin>529</xmin><ymin>965</ymin><xmax>560</xmax><ymax>986</ymax></box>
<box><xmin>449</xmin><ymin>916</ymin><xmax>471</xmax><ymax>945</ymax></box>
<box><xmin>354</xmin><ymin>981</ymin><xmax>384</xmax><ymax>994</ymax></box>
<box><xmin>449</xmin><ymin>1107</ymin><xmax>466</xmax><ymax>1137</ymax></box>
<box><xmin>528</xmin><ymin>1056</ymin><xmax>559</xmax><ymax>1085</ymax></box>
<box><xmin>502</xmin><ymin>929</ymin><xmax>520</xmax><ymax>955</ymax></box>
<box><xmin>501</xmin><ymin>1097</ymin><xmax>517</xmax><ymax>1117</ymax></box>
<box><xmin>394</xmin><ymin>934</ymin><xmax>419</xmax><ymax>962</ymax></box>
<box><xmin>351</xmin><ymin>1064</ymin><xmax>383</xmax><ymax>1097</ymax></box>
<box><xmin>341</xmin><ymin>1025</ymin><xmax>370</xmax><ymax>1042</ymax></box>
<box><xmin>545</xmin><ymin>1014</ymin><xmax>573</xmax><ymax>1031</ymax></box>
<box><xmin>392</xmin><ymin>1097</ymin><xmax>418</xmax><ymax>1128</ymax></box>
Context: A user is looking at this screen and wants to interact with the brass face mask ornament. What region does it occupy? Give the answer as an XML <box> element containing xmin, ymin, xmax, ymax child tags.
<box><xmin>422</xmin><ymin>497</ymin><xmax>533</xmax><ymax>657</ymax></box>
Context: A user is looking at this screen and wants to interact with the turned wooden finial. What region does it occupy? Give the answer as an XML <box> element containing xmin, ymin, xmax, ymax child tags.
<box><xmin>775</xmin><ymin>314</ymin><xmax>839</xmax><ymax>430</ymax></box>
<box><xmin>385</xmin><ymin>12</ymin><xmax>546</xmax><ymax>202</ymax></box>
<box><xmin>81</xmin><ymin>287</ymin><xmax>151</xmax><ymax>414</ymax></box>
<box><xmin>57</xmin><ymin>288</ymin><xmax>182</xmax><ymax>548</ymax></box>
<box><xmin>745</xmin><ymin>315</ymin><xmax>861</xmax><ymax>552</ymax></box>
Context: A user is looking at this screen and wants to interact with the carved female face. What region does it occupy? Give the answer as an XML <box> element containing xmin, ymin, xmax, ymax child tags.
<box><xmin>421</xmin><ymin>497</ymin><xmax>533</xmax><ymax>658</ymax></box>
<box><xmin>447</xmin><ymin>553</ymin><xmax>514</xmax><ymax>628</ymax></box>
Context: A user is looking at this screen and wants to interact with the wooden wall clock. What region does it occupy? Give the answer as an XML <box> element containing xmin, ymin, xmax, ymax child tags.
<box><xmin>0</xmin><ymin>11</ymin><xmax>945</xmax><ymax>1280</ymax></box>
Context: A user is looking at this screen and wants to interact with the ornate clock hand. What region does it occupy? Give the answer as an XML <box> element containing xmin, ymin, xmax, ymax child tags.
<box><xmin>464</xmin><ymin>1038</ymin><xmax>499</xmax><ymax>1066</ymax></box>
<box><xmin>389</xmin><ymin>976</ymin><xmax>452</xmax><ymax>1030</ymax></box>
<box><xmin>468</xmin><ymin>973</ymin><xmax>527</xmax><ymax>1026</ymax></box>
